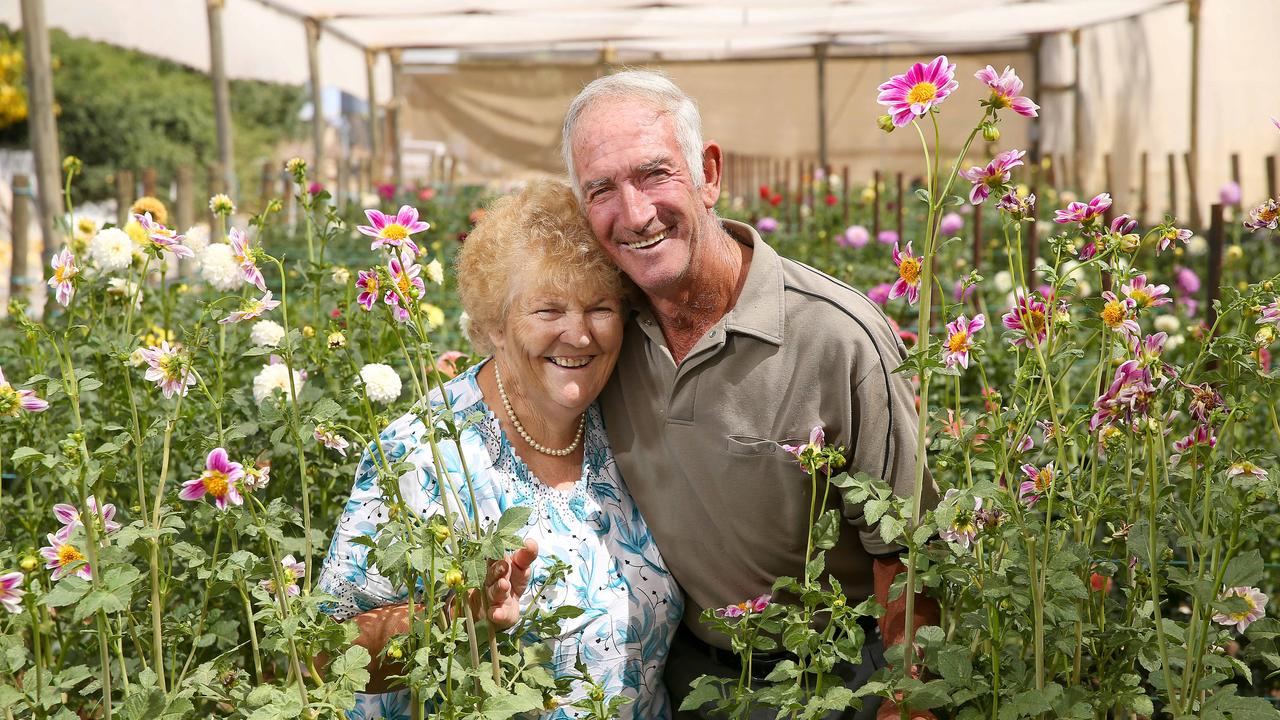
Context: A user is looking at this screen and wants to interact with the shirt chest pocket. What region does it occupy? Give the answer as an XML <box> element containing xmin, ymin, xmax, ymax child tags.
<box><xmin>724</xmin><ymin>434</ymin><xmax>805</xmax><ymax>456</ymax></box>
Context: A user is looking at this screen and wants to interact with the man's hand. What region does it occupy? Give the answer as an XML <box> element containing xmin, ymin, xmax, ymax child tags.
<box><xmin>876</xmin><ymin>699</ymin><xmax>936</xmax><ymax>720</ymax></box>
<box><xmin>480</xmin><ymin>537</ymin><xmax>538</xmax><ymax>629</ymax></box>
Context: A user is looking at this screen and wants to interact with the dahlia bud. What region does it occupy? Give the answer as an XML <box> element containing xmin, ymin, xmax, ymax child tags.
<box><xmin>285</xmin><ymin>157</ymin><xmax>307</xmax><ymax>183</ymax></box>
<box><xmin>20</xmin><ymin>554</ymin><xmax>38</xmax><ymax>572</ymax></box>
<box><xmin>327</xmin><ymin>331</ymin><xmax>346</xmax><ymax>350</ymax></box>
<box><xmin>445</xmin><ymin>568</ymin><xmax>465</xmax><ymax>588</ymax></box>
<box><xmin>1255</xmin><ymin>325</ymin><xmax>1277</xmax><ymax>346</ymax></box>
<box><xmin>876</xmin><ymin>115</ymin><xmax>895</xmax><ymax>133</ymax></box>
<box><xmin>265</xmin><ymin>198</ymin><xmax>283</xmax><ymax>214</ymax></box>
<box><xmin>1226</xmin><ymin>245</ymin><xmax>1244</xmax><ymax>263</ymax></box>
<box><xmin>208</xmin><ymin>193</ymin><xmax>236</xmax><ymax>216</ymax></box>
<box><xmin>432</xmin><ymin>525</ymin><xmax>451</xmax><ymax>543</ymax></box>
<box><xmin>981</xmin><ymin>123</ymin><xmax>1000</xmax><ymax>142</ymax></box>
<box><xmin>62</xmin><ymin>155</ymin><xmax>83</xmax><ymax>176</ymax></box>
<box><xmin>386</xmin><ymin>641</ymin><xmax>403</xmax><ymax>660</ymax></box>
<box><xmin>302</xmin><ymin>325</ymin><xmax>315</xmax><ymax>339</ymax></box>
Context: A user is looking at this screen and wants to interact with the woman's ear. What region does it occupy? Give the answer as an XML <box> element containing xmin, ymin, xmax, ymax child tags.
<box><xmin>488</xmin><ymin>327</ymin><xmax>506</xmax><ymax>354</ymax></box>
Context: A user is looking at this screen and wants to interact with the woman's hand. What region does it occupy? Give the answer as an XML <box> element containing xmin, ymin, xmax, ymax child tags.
<box><xmin>480</xmin><ymin>537</ymin><xmax>538</xmax><ymax>629</ymax></box>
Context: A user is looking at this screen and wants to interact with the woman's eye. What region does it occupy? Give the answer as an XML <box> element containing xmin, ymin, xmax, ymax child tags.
<box><xmin>535</xmin><ymin>309</ymin><xmax>561</xmax><ymax>319</ymax></box>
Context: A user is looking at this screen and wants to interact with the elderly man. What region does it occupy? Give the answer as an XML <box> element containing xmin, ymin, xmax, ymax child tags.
<box><xmin>561</xmin><ymin>70</ymin><xmax>940</xmax><ymax>719</ymax></box>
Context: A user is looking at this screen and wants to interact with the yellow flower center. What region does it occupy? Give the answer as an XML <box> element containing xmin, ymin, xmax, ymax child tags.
<box><xmin>381</xmin><ymin>225</ymin><xmax>408</xmax><ymax>241</ymax></box>
<box><xmin>1259</xmin><ymin>206</ymin><xmax>1278</xmax><ymax>223</ymax></box>
<box><xmin>58</xmin><ymin>543</ymin><xmax>84</xmax><ymax>566</ymax></box>
<box><xmin>898</xmin><ymin>257</ymin><xmax>921</xmax><ymax>285</ymax></box>
<box><xmin>1036</xmin><ymin>468</ymin><xmax>1053</xmax><ymax>491</ymax></box>
<box><xmin>159</xmin><ymin>354</ymin><xmax>183</xmax><ymax>381</ymax></box>
<box><xmin>1129</xmin><ymin>289</ymin><xmax>1153</xmax><ymax>308</ymax></box>
<box><xmin>1101</xmin><ymin>301</ymin><xmax>1127</xmax><ymax>328</ymax></box>
<box><xmin>204</xmin><ymin>471</ymin><xmax>230</xmax><ymax>499</ymax></box>
<box><xmin>1025</xmin><ymin>310</ymin><xmax>1046</xmax><ymax>336</ymax></box>
<box><xmin>397</xmin><ymin>275</ymin><xmax>414</xmax><ymax>295</ymax></box>
<box><xmin>54</xmin><ymin>265</ymin><xmax>72</xmax><ymax>283</ymax></box>
<box><xmin>991</xmin><ymin>92</ymin><xmax>1011</xmax><ymax>109</ymax></box>
<box><xmin>947</xmin><ymin>330</ymin><xmax>969</xmax><ymax>353</ymax></box>
<box><xmin>1228</xmin><ymin>593</ymin><xmax>1259</xmax><ymax>622</ymax></box>
<box><xmin>0</xmin><ymin>386</ymin><xmax>18</xmax><ymax>416</ymax></box>
<box><xmin>906</xmin><ymin>82</ymin><xmax>938</xmax><ymax>105</ymax></box>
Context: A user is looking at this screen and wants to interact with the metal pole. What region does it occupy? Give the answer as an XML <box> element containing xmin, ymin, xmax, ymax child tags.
<box><xmin>1189</xmin><ymin>0</ymin><xmax>1202</xmax><ymax>220</ymax></box>
<box><xmin>365</xmin><ymin>48</ymin><xmax>381</xmax><ymax>182</ymax></box>
<box><xmin>305</xmin><ymin>17</ymin><xmax>325</xmax><ymax>188</ymax></box>
<box><xmin>19</xmin><ymin>0</ymin><xmax>63</xmax><ymax>272</ymax></box>
<box><xmin>815</xmin><ymin>42</ymin><xmax>829</xmax><ymax>173</ymax></box>
<box><xmin>207</xmin><ymin>0</ymin><xmax>236</xmax><ymax>197</ymax></box>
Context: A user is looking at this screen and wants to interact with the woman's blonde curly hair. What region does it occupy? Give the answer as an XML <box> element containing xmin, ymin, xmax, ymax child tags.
<box><xmin>456</xmin><ymin>179</ymin><xmax>631</xmax><ymax>355</ymax></box>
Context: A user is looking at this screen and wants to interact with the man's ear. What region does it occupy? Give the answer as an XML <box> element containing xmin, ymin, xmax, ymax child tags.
<box><xmin>699</xmin><ymin>142</ymin><xmax>723</xmax><ymax>209</ymax></box>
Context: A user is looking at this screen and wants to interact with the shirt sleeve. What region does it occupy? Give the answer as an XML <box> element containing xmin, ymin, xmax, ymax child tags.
<box><xmin>317</xmin><ymin>415</ymin><xmax>441</xmax><ymax>622</ymax></box>
<box><xmin>842</xmin><ymin>320</ymin><xmax>940</xmax><ymax>556</ymax></box>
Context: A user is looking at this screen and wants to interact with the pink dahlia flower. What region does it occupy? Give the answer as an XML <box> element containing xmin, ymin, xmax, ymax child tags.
<box><xmin>840</xmin><ymin>225</ymin><xmax>870</xmax><ymax>248</ymax></box>
<box><xmin>867</xmin><ymin>282</ymin><xmax>893</xmax><ymax>306</ymax></box>
<box><xmin>220</xmin><ymin>291</ymin><xmax>281</xmax><ymax>325</ymax></box>
<box><xmin>314</xmin><ymin>425</ymin><xmax>350</xmax><ymax>457</ymax></box>
<box><xmin>939</xmin><ymin>212</ymin><xmax>964</xmax><ymax>237</ymax></box>
<box><xmin>1155</xmin><ymin>223</ymin><xmax>1194</xmax><ymax>254</ymax></box>
<box><xmin>47</xmin><ymin>248</ymin><xmax>78</xmax><ymax>307</ymax></box>
<box><xmin>714</xmin><ymin>593</ymin><xmax>771</xmax><ymax>619</ymax></box>
<box><xmin>1244</xmin><ymin>199</ymin><xmax>1279</xmax><ymax>231</ymax></box>
<box><xmin>1090</xmin><ymin>359</ymin><xmax>1158</xmax><ymax>432</ymax></box>
<box><xmin>1100</xmin><ymin>291</ymin><xmax>1141</xmax><ymax>338</ymax></box>
<box><xmin>0</xmin><ymin>365</ymin><xmax>49</xmax><ymax>416</ymax></box>
<box><xmin>40</xmin><ymin>525</ymin><xmax>92</xmax><ymax>581</ymax></box>
<box><xmin>889</xmin><ymin>242</ymin><xmax>923</xmax><ymax>305</ymax></box>
<box><xmin>0</xmin><ymin>572</ymin><xmax>24</xmax><ymax>614</ymax></box>
<box><xmin>1219</xmin><ymin>181</ymin><xmax>1242</xmax><ymax>206</ymax></box>
<box><xmin>1001</xmin><ymin>292</ymin><xmax>1049</xmax><ymax>347</ymax></box>
<box><xmin>1121</xmin><ymin>275</ymin><xmax>1171</xmax><ymax>310</ymax></box>
<box><xmin>960</xmin><ymin>149</ymin><xmax>1026</xmax><ymax>205</ymax></box>
<box><xmin>355</xmin><ymin>269</ymin><xmax>380</xmax><ymax>311</ymax></box>
<box><xmin>140</xmin><ymin>341</ymin><xmax>197</xmax><ymax>399</ymax></box>
<box><xmin>1213</xmin><ymin>586</ymin><xmax>1268</xmax><ymax>632</ymax></box>
<box><xmin>939</xmin><ymin>489</ymin><xmax>984</xmax><ymax>549</ymax></box>
<box><xmin>876</xmin><ymin>55</ymin><xmax>959</xmax><ymax>128</ymax></box>
<box><xmin>260</xmin><ymin>554</ymin><xmax>306</xmax><ymax>598</ymax></box>
<box><xmin>1054</xmin><ymin>193</ymin><xmax>1112</xmax><ymax>226</ymax></box>
<box><xmin>384</xmin><ymin>253</ymin><xmax>425</xmax><ymax>323</ymax></box>
<box><xmin>1258</xmin><ymin>300</ymin><xmax>1280</xmax><ymax>328</ymax></box>
<box><xmin>942</xmin><ymin>314</ymin><xmax>985</xmax><ymax>369</ymax></box>
<box><xmin>133</xmin><ymin>212</ymin><xmax>194</xmax><ymax>259</ymax></box>
<box><xmin>358</xmin><ymin>205</ymin><xmax>429</xmax><ymax>255</ymax></box>
<box><xmin>53</xmin><ymin>495</ymin><xmax>121</xmax><ymax>535</ymax></box>
<box><xmin>1018</xmin><ymin>463</ymin><xmax>1054</xmax><ymax>505</ymax></box>
<box><xmin>755</xmin><ymin>217</ymin><xmax>779</xmax><ymax>234</ymax></box>
<box><xmin>179</xmin><ymin>447</ymin><xmax>245</xmax><ymax>511</ymax></box>
<box><xmin>1226</xmin><ymin>461</ymin><xmax>1267</xmax><ymax>482</ymax></box>
<box><xmin>228</xmin><ymin>227</ymin><xmax>267</xmax><ymax>292</ymax></box>
<box><xmin>1171</xmin><ymin>424</ymin><xmax>1217</xmax><ymax>465</ymax></box>
<box><xmin>975</xmin><ymin>65</ymin><xmax>1039</xmax><ymax>118</ymax></box>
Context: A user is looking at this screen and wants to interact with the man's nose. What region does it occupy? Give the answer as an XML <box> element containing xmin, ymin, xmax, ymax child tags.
<box><xmin>618</xmin><ymin>183</ymin><xmax>656</xmax><ymax>232</ymax></box>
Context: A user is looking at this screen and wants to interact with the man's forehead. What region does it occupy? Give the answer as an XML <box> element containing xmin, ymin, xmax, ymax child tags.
<box><xmin>572</xmin><ymin>99</ymin><xmax>677</xmax><ymax>172</ymax></box>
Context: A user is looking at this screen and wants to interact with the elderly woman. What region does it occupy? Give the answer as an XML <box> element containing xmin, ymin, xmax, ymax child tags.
<box><xmin>318</xmin><ymin>179</ymin><xmax>681</xmax><ymax>719</ymax></box>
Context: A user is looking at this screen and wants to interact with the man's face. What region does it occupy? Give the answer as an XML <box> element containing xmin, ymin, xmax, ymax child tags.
<box><xmin>570</xmin><ymin>98</ymin><xmax>719</xmax><ymax>296</ymax></box>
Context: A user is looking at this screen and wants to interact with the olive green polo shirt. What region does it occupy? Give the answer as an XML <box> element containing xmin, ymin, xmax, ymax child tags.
<box><xmin>600</xmin><ymin>219</ymin><xmax>938</xmax><ymax>649</ymax></box>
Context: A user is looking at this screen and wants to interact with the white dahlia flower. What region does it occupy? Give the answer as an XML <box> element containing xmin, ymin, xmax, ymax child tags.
<box><xmin>89</xmin><ymin>228</ymin><xmax>136</xmax><ymax>273</ymax></box>
<box><xmin>359</xmin><ymin>363</ymin><xmax>402</xmax><ymax>404</ymax></box>
<box><xmin>200</xmin><ymin>243</ymin><xmax>245</xmax><ymax>292</ymax></box>
<box><xmin>250</xmin><ymin>320</ymin><xmax>286</xmax><ymax>347</ymax></box>
<box><xmin>253</xmin><ymin>362</ymin><xmax>304</xmax><ymax>404</ymax></box>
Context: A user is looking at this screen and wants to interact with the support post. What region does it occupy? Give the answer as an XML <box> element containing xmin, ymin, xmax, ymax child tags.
<box><xmin>207</xmin><ymin>0</ymin><xmax>236</xmax><ymax>196</ymax></box>
<box><xmin>895</xmin><ymin>172</ymin><xmax>905</xmax><ymax>241</ymax></box>
<box><xmin>365</xmin><ymin>48</ymin><xmax>381</xmax><ymax>183</ymax></box>
<box><xmin>815</xmin><ymin>42</ymin><xmax>829</xmax><ymax>172</ymax></box>
<box><xmin>1267</xmin><ymin>155</ymin><xmax>1277</xmax><ymax>200</ymax></box>
<box><xmin>1138</xmin><ymin>152</ymin><xmax>1149</xmax><ymax>225</ymax></box>
<box><xmin>142</xmin><ymin>167</ymin><xmax>157</xmax><ymax>198</ymax></box>
<box><xmin>872</xmin><ymin>170</ymin><xmax>882</xmax><ymax>238</ymax></box>
<box><xmin>20</xmin><ymin>0</ymin><xmax>63</xmax><ymax>272</ymax></box>
<box><xmin>1229</xmin><ymin>153</ymin><xmax>1241</xmax><ymax>210</ymax></box>
<box><xmin>1167</xmin><ymin>153</ymin><xmax>1178</xmax><ymax>218</ymax></box>
<box><xmin>10</xmin><ymin>174</ymin><xmax>32</xmax><ymax>305</ymax></box>
<box><xmin>1071</xmin><ymin>29</ymin><xmax>1084</xmax><ymax>190</ymax></box>
<box><xmin>842</xmin><ymin>164</ymin><xmax>851</xmax><ymax>224</ymax></box>
<box><xmin>389</xmin><ymin>48</ymin><xmax>405</xmax><ymax>191</ymax></box>
<box><xmin>115</xmin><ymin>170</ymin><xmax>135</xmax><ymax>226</ymax></box>
<box><xmin>1204</xmin><ymin>203</ymin><xmax>1224</xmax><ymax>329</ymax></box>
<box><xmin>1184</xmin><ymin>151</ymin><xmax>1203</xmax><ymax>229</ymax></box>
<box><xmin>305</xmin><ymin>17</ymin><xmax>325</xmax><ymax>188</ymax></box>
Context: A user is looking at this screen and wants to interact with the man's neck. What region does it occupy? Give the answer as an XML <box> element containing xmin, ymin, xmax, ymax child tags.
<box><xmin>648</xmin><ymin>222</ymin><xmax>752</xmax><ymax>364</ymax></box>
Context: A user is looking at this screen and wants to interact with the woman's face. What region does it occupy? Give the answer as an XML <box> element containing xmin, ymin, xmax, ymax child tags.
<box><xmin>490</xmin><ymin>275</ymin><xmax>625</xmax><ymax>421</ymax></box>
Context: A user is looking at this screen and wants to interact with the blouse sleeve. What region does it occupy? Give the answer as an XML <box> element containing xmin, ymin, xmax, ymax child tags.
<box><xmin>318</xmin><ymin>414</ymin><xmax>440</xmax><ymax>621</ymax></box>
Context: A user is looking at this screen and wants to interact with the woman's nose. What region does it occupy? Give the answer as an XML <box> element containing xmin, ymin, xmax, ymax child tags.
<box><xmin>561</xmin><ymin>315</ymin><xmax>592</xmax><ymax>347</ymax></box>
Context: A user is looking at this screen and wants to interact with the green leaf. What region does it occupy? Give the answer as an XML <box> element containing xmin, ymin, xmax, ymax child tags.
<box><xmin>678</xmin><ymin>675</ymin><xmax>724</xmax><ymax>712</ymax></box>
<box><xmin>878</xmin><ymin>515</ymin><xmax>906</xmax><ymax>546</ymax></box>
<box><xmin>43</xmin><ymin>577</ymin><xmax>90</xmax><ymax>608</ymax></box>
<box><xmin>480</xmin><ymin>684</ymin><xmax>544</xmax><ymax>719</ymax></box>
<box><xmin>905</xmin><ymin>679</ymin><xmax>951</xmax><ymax>711</ymax></box>
<box><xmin>11</xmin><ymin>446</ymin><xmax>46</xmax><ymax>468</ymax></box>
<box><xmin>1223</xmin><ymin>550</ymin><xmax>1264</xmax><ymax>588</ymax></box>
<box><xmin>813</xmin><ymin>509</ymin><xmax>841</xmax><ymax>550</ymax></box>
<box><xmin>496</xmin><ymin>506</ymin><xmax>533</xmax><ymax>535</ymax></box>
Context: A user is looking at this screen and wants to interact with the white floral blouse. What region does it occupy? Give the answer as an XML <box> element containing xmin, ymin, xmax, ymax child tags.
<box><xmin>318</xmin><ymin>360</ymin><xmax>682</xmax><ymax>719</ymax></box>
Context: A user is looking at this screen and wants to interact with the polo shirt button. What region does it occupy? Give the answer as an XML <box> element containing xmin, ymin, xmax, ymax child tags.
<box><xmin>709</xmin><ymin>330</ymin><xmax>717</xmax><ymax>338</ymax></box>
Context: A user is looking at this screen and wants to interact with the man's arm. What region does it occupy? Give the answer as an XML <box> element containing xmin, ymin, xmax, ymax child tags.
<box><xmin>873</xmin><ymin>555</ymin><xmax>939</xmax><ymax>720</ymax></box>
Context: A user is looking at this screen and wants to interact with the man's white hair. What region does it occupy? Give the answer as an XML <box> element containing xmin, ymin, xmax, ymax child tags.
<box><xmin>562</xmin><ymin>69</ymin><xmax>706</xmax><ymax>198</ymax></box>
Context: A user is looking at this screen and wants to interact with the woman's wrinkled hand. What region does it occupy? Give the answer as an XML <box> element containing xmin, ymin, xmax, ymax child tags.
<box><xmin>480</xmin><ymin>537</ymin><xmax>538</xmax><ymax>629</ymax></box>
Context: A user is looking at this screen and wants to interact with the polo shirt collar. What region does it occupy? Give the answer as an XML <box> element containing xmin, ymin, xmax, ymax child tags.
<box><xmin>720</xmin><ymin>219</ymin><xmax>785</xmax><ymax>346</ymax></box>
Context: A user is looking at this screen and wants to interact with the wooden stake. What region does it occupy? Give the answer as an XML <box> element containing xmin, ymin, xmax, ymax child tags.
<box><xmin>1230</xmin><ymin>153</ymin><xmax>1242</xmax><ymax>209</ymax></box>
<box><xmin>10</xmin><ymin>174</ymin><xmax>32</xmax><ymax>305</ymax></box>
<box><xmin>842</xmin><ymin>164</ymin><xmax>851</xmax><ymax>225</ymax></box>
<box><xmin>895</xmin><ymin>172</ymin><xmax>905</xmax><ymax>241</ymax></box>
<box><xmin>115</xmin><ymin>170</ymin><xmax>135</xmax><ymax>226</ymax></box>
<box><xmin>1138</xmin><ymin>152</ymin><xmax>1149</xmax><ymax>225</ymax></box>
<box><xmin>1205</xmin><ymin>203</ymin><xmax>1224</xmax><ymax>329</ymax></box>
<box><xmin>1184</xmin><ymin>151</ymin><xmax>1203</xmax><ymax>229</ymax></box>
<box><xmin>365</xmin><ymin>48</ymin><xmax>381</xmax><ymax>183</ymax></box>
<box><xmin>20</xmin><ymin>0</ymin><xmax>63</xmax><ymax>273</ymax></box>
<box><xmin>872</xmin><ymin>170</ymin><xmax>882</xmax><ymax>238</ymax></box>
<box><xmin>1167</xmin><ymin>153</ymin><xmax>1179</xmax><ymax>218</ymax></box>
<box><xmin>305</xmin><ymin>17</ymin><xmax>325</xmax><ymax>187</ymax></box>
<box><xmin>142</xmin><ymin>167</ymin><xmax>157</xmax><ymax>198</ymax></box>
<box><xmin>175</xmin><ymin>167</ymin><xmax>194</xmax><ymax>235</ymax></box>
<box><xmin>1267</xmin><ymin>155</ymin><xmax>1277</xmax><ymax>200</ymax></box>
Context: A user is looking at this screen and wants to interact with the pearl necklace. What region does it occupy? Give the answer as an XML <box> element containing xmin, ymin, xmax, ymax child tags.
<box><xmin>493</xmin><ymin>362</ymin><xmax>585</xmax><ymax>457</ymax></box>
